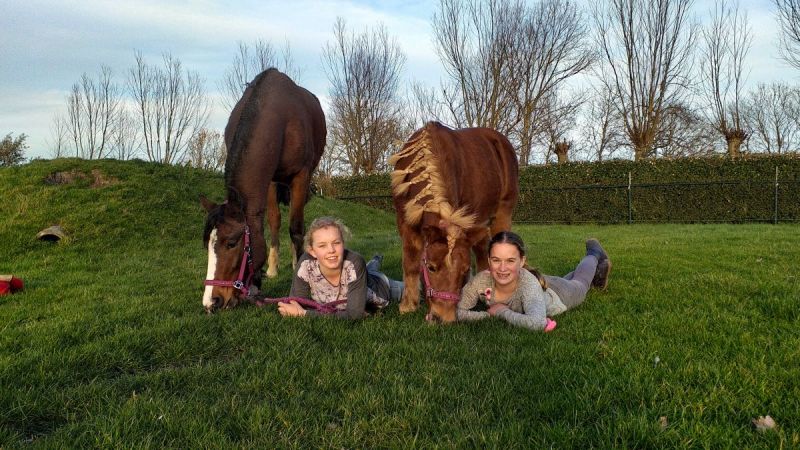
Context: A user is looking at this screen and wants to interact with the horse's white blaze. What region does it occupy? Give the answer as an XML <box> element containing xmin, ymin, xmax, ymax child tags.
<box><xmin>266</xmin><ymin>245</ymin><xmax>279</xmax><ymax>278</ymax></box>
<box><xmin>202</xmin><ymin>228</ymin><xmax>218</xmax><ymax>309</ymax></box>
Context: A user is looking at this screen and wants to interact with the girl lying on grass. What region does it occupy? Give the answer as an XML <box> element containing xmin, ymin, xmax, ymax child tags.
<box><xmin>276</xmin><ymin>216</ymin><xmax>404</xmax><ymax>320</ymax></box>
<box><xmin>457</xmin><ymin>231</ymin><xmax>612</xmax><ymax>331</ymax></box>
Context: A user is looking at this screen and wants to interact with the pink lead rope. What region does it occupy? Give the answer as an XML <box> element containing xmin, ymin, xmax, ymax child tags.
<box><xmin>253</xmin><ymin>296</ymin><xmax>347</xmax><ymax>314</ymax></box>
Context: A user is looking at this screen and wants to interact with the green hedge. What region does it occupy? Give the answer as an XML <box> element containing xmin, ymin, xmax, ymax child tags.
<box><xmin>331</xmin><ymin>154</ymin><xmax>800</xmax><ymax>223</ymax></box>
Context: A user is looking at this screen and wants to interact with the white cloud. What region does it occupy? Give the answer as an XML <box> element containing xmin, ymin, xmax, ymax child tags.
<box><xmin>2</xmin><ymin>0</ymin><xmax>797</xmax><ymax>160</ymax></box>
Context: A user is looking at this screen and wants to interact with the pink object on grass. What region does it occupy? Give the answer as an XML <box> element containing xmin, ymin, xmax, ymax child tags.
<box><xmin>544</xmin><ymin>318</ymin><xmax>557</xmax><ymax>332</ymax></box>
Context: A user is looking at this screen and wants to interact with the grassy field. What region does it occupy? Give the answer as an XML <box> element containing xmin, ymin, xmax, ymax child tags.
<box><xmin>1</xmin><ymin>158</ymin><xmax>798</xmax><ymax>448</ymax></box>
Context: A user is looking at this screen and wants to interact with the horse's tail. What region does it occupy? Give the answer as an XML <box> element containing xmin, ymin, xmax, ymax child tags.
<box><xmin>273</xmin><ymin>182</ymin><xmax>313</xmax><ymax>206</ymax></box>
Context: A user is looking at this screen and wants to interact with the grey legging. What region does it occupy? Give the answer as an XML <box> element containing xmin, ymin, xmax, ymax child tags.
<box><xmin>543</xmin><ymin>255</ymin><xmax>598</xmax><ymax>309</ymax></box>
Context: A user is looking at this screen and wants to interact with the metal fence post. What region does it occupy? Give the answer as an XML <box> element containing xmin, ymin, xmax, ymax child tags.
<box><xmin>627</xmin><ymin>171</ymin><xmax>633</xmax><ymax>224</ymax></box>
<box><xmin>774</xmin><ymin>166</ymin><xmax>779</xmax><ymax>224</ymax></box>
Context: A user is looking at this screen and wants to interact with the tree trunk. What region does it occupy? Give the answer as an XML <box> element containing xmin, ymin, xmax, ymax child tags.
<box><xmin>634</xmin><ymin>146</ymin><xmax>648</xmax><ymax>161</ymax></box>
<box><xmin>554</xmin><ymin>140</ymin><xmax>570</xmax><ymax>164</ymax></box>
<box><xmin>724</xmin><ymin>129</ymin><xmax>748</xmax><ymax>158</ymax></box>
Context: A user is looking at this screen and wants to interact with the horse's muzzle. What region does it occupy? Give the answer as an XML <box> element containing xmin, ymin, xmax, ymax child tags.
<box><xmin>204</xmin><ymin>296</ymin><xmax>224</xmax><ymax>314</ymax></box>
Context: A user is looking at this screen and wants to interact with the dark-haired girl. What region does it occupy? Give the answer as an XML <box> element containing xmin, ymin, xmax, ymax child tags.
<box><xmin>457</xmin><ymin>231</ymin><xmax>611</xmax><ymax>331</ymax></box>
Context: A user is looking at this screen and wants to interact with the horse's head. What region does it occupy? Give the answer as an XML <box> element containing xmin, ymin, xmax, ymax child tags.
<box><xmin>200</xmin><ymin>193</ymin><xmax>248</xmax><ymax>313</ymax></box>
<box><xmin>420</xmin><ymin>213</ymin><xmax>487</xmax><ymax>324</ymax></box>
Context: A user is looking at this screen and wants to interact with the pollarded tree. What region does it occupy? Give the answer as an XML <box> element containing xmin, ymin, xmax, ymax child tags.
<box><xmin>699</xmin><ymin>0</ymin><xmax>752</xmax><ymax>157</ymax></box>
<box><xmin>593</xmin><ymin>0</ymin><xmax>698</xmax><ymax>160</ymax></box>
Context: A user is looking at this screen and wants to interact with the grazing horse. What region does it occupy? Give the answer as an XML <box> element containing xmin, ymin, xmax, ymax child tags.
<box><xmin>201</xmin><ymin>68</ymin><xmax>326</xmax><ymax>313</ymax></box>
<box><xmin>390</xmin><ymin>121</ymin><xmax>518</xmax><ymax>323</ymax></box>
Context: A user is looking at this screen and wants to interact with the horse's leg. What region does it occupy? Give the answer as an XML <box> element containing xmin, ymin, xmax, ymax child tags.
<box><xmin>398</xmin><ymin>221</ymin><xmax>423</xmax><ymax>314</ymax></box>
<box><xmin>287</xmin><ymin>170</ymin><xmax>310</xmax><ymax>268</ymax></box>
<box><xmin>266</xmin><ymin>182</ymin><xmax>280</xmax><ymax>278</ymax></box>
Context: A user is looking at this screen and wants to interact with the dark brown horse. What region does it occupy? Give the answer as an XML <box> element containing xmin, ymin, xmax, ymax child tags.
<box><xmin>390</xmin><ymin>121</ymin><xmax>518</xmax><ymax>323</ymax></box>
<box><xmin>201</xmin><ymin>68</ymin><xmax>325</xmax><ymax>313</ymax></box>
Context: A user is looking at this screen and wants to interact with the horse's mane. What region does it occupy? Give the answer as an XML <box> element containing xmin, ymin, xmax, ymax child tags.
<box><xmin>224</xmin><ymin>68</ymin><xmax>280</xmax><ymax>187</ymax></box>
<box><xmin>389</xmin><ymin>122</ymin><xmax>475</xmax><ymax>230</ymax></box>
<box><xmin>202</xmin><ymin>205</ymin><xmax>225</xmax><ymax>248</ymax></box>
<box><xmin>202</xmin><ymin>188</ymin><xmax>247</xmax><ymax>247</ymax></box>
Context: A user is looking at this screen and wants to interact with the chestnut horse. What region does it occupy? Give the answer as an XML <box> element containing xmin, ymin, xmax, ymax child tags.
<box><xmin>201</xmin><ymin>68</ymin><xmax>325</xmax><ymax>313</ymax></box>
<box><xmin>390</xmin><ymin>121</ymin><xmax>518</xmax><ymax>323</ymax></box>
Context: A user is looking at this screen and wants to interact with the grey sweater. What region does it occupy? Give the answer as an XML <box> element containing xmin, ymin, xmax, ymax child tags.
<box><xmin>457</xmin><ymin>269</ymin><xmax>567</xmax><ymax>331</ymax></box>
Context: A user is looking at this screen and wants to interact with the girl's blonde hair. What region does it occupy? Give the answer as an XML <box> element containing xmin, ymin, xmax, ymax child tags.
<box><xmin>304</xmin><ymin>216</ymin><xmax>351</xmax><ymax>249</ymax></box>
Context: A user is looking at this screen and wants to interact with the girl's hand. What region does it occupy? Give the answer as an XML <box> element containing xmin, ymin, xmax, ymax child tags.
<box><xmin>487</xmin><ymin>303</ymin><xmax>508</xmax><ymax>316</ymax></box>
<box><xmin>278</xmin><ymin>300</ymin><xmax>307</xmax><ymax>317</ymax></box>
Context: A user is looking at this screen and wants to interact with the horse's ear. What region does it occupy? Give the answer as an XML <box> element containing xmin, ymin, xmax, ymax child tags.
<box><xmin>199</xmin><ymin>195</ymin><xmax>216</xmax><ymax>212</ymax></box>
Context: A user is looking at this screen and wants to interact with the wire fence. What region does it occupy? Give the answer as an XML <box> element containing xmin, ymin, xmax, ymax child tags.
<box><xmin>335</xmin><ymin>169</ymin><xmax>800</xmax><ymax>224</ymax></box>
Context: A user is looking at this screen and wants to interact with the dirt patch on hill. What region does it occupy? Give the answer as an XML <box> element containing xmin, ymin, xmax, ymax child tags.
<box><xmin>44</xmin><ymin>169</ymin><xmax>119</xmax><ymax>188</ymax></box>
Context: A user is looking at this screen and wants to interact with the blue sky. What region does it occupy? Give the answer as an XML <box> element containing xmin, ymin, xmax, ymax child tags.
<box><xmin>1</xmin><ymin>0</ymin><xmax>795</xmax><ymax>160</ymax></box>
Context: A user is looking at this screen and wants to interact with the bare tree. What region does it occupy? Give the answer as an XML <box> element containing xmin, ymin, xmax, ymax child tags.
<box><xmin>744</xmin><ymin>82</ymin><xmax>800</xmax><ymax>154</ymax></box>
<box><xmin>185</xmin><ymin>128</ymin><xmax>226</xmax><ymax>171</ymax></box>
<box><xmin>110</xmin><ymin>110</ymin><xmax>139</xmax><ymax>160</ymax></box>
<box><xmin>408</xmin><ymin>81</ymin><xmax>449</xmax><ymax>130</ymax></box>
<box><xmin>219</xmin><ymin>39</ymin><xmax>298</xmax><ymax>111</ymax></box>
<box><xmin>593</xmin><ymin>0</ymin><xmax>698</xmax><ymax>160</ymax></box>
<box><xmin>577</xmin><ymin>88</ymin><xmax>627</xmax><ymax>161</ymax></box>
<box><xmin>316</xmin><ymin>142</ymin><xmax>349</xmax><ymax>178</ymax></box>
<box><xmin>432</xmin><ymin>0</ymin><xmax>517</xmax><ymax>134</ymax></box>
<box><xmin>775</xmin><ymin>0</ymin><xmax>800</xmax><ymax>70</ymax></box>
<box><xmin>47</xmin><ymin>113</ymin><xmax>70</xmax><ymax>159</ymax></box>
<box><xmin>429</xmin><ymin>0</ymin><xmax>592</xmax><ymax>165</ymax></box>
<box><xmin>64</xmin><ymin>66</ymin><xmax>123</xmax><ymax>159</ymax></box>
<box><xmin>509</xmin><ymin>0</ymin><xmax>594</xmax><ymax>165</ymax></box>
<box><xmin>537</xmin><ymin>90</ymin><xmax>583</xmax><ymax>164</ymax></box>
<box><xmin>655</xmin><ymin>103</ymin><xmax>718</xmax><ymax>158</ymax></box>
<box><xmin>699</xmin><ymin>0</ymin><xmax>752</xmax><ymax>157</ymax></box>
<box><xmin>128</xmin><ymin>51</ymin><xmax>209</xmax><ymax>165</ymax></box>
<box><xmin>322</xmin><ymin>18</ymin><xmax>407</xmax><ymax>175</ymax></box>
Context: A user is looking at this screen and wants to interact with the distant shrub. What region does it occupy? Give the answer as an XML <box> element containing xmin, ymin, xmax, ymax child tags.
<box><xmin>330</xmin><ymin>154</ymin><xmax>800</xmax><ymax>223</ymax></box>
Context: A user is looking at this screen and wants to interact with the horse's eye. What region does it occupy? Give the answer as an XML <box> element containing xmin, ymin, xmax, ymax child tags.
<box><xmin>427</xmin><ymin>264</ymin><xmax>437</xmax><ymax>273</ymax></box>
<box><xmin>226</xmin><ymin>239</ymin><xmax>238</xmax><ymax>249</ymax></box>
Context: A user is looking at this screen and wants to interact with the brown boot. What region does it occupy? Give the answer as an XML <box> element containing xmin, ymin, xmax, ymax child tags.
<box><xmin>586</xmin><ymin>239</ymin><xmax>611</xmax><ymax>290</ymax></box>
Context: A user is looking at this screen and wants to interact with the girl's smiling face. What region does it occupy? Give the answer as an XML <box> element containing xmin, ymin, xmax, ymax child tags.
<box><xmin>488</xmin><ymin>242</ymin><xmax>526</xmax><ymax>290</ymax></box>
<box><xmin>307</xmin><ymin>226</ymin><xmax>345</xmax><ymax>272</ymax></box>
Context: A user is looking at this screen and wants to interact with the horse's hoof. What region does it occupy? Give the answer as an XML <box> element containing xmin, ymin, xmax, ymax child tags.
<box><xmin>399</xmin><ymin>301</ymin><xmax>418</xmax><ymax>314</ymax></box>
<box><xmin>266</xmin><ymin>270</ymin><xmax>278</xmax><ymax>279</ymax></box>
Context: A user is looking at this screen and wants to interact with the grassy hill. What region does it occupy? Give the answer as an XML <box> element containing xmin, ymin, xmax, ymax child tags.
<box><xmin>1</xmin><ymin>158</ymin><xmax>798</xmax><ymax>448</ymax></box>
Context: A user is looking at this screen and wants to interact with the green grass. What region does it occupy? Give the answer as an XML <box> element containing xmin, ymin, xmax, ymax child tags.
<box><xmin>1</xmin><ymin>158</ymin><xmax>798</xmax><ymax>448</ymax></box>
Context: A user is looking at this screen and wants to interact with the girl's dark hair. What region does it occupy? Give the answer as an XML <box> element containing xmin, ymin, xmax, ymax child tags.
<box><xmin>488</xmin><ymin>231</ymin><xmax>547</xmax><ymax>290</ymax></box>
